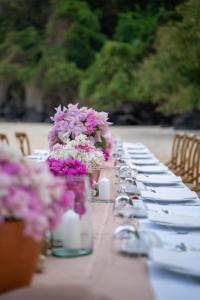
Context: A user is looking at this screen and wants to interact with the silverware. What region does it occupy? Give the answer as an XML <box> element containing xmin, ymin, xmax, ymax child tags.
<box><xmin>175</xmin><ymin>242</ymin><xmax>200</xmax><ymax>252</ymax></box>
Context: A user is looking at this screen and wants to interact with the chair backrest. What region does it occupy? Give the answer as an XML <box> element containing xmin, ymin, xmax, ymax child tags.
<box><xmin>179</xmin><ymin>134</ymin><xmax>196</xmax><ymax>176</ymax></box>
<box><xmin>171</xmin><ymin>133</ymin><xmax>186</xmax><ymax>170</ymax></box>
<box><xmin>15</xmin><ymin>132</ymin><xmax>31</xmax><ymax>156</ymax></box>
<box><xmin>192</xmin><ymin>137</ymin><xmax>200</xmax><ymax>192</ymax></box>
<box><xmin>0</xmin><ymin>133</ymin><xmax>9</xmax><ymax>144</ymax></box>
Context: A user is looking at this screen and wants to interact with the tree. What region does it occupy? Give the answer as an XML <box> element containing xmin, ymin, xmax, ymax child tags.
<box><xmin>80</xmin><ymin>41</ymin><xmax>136</xmax><ymax>110</ymax></box>
<box><xmin>135</xmin><ymin>0</ymin><xmax>200</xmax><ymax>113</ymax></box>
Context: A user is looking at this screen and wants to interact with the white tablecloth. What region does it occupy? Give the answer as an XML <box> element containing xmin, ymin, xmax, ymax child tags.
<box><xmin>124</xmin><ymin>143</ymin><xmax>200</xmax><ymax>300</ymax></box>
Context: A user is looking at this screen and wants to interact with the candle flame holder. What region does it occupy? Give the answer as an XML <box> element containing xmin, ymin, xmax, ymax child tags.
<box><xmin>51</xmin><ymin>176</ymin><xmax>93</xmax><ymax>258</ymax></box>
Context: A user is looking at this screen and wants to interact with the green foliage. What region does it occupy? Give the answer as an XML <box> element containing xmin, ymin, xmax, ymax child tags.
<box><xmin>80</xmin><ymin>41</ymin><xmax>136</xmax><ymax>110</ymax></box>
<box><xmin>0</xmin><ymin>0</ymin><xmax>50</xmax><ymax>41</ymax></box>
<box><xmin>1</xmin><ymin>0</ymin><xmax>196</xmax><ymax>116</ymax></box>
<box><xmin>43</xmin><ymin>59</ymin><xmax>82</xmax><ymax>91</ymax></box>
<box><xmin>135</xmin><ymin>0</ymin><xmax>200</xmax><ymax>113</ymax></box>
<box><xmin>114</xmin><ymin>10</ymin><xmax>158</xmax><ymax>44</ymax></box>
<box><xmin>64</xmin><ymin>23</ymin><xmax>105</xmax><ymax>69</ymax></box>
<box><xmin>51</xmin><ymin>0</ymin><xmax>105</xmax><ymax>69</ymax></box>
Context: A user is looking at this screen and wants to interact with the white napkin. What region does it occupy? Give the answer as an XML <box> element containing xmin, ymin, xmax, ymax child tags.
<box><xmin>137</xmin><ymin>174</ymin><xmax>182</xmax><ymax>185</ymax></box>
<box><xmin>141</xmin><ymin>189</ymin><xmax>197</xmax><ymax>202</ymax></box>
<box><xmin>151</xmin><ymin>248</ymin><xmax>200</xmax><ymax>276</ymax></box>
<box><xmin>148</xmin><ymin>210</ymin><xmax>200</xmax><ymax>228</ymax></box>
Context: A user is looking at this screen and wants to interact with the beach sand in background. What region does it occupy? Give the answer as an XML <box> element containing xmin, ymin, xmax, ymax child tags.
<box><xmin>0</xmin><ymin>122</ymin><xmax>199</xmax><ymax>163</ymax></box>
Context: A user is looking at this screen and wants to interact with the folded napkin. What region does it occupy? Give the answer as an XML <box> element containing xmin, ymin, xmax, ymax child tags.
<box><xmin>151</xmin><ymin>248</ymin><xmax>200</xmax><ymax>276</ymax></box>
<box><xmin>141</xmin><ymin>189</ymin><xmax>197</xmax><ymax>202</ymax></box>
<box><xmin>137</xmin><ymin>174</ymin><xmax>182</xmax><ymax>186</ymax></box>
<box><xmin>148</xmin><ymin>210</ymin><xmax>200</xmax><ymax>228</ymax></box>
<box><xmin>135</xmin><ymin>164</ymin><xmax>168</xmax><ymax>174</ymax></box>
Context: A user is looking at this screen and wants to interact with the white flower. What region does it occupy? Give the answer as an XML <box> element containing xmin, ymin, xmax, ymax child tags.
<box><xmin>50</xmin><ymin>134</ymin><xmax>105</xmax><ymax>169</ymax></box>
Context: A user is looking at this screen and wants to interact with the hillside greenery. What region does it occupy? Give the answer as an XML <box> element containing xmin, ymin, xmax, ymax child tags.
<box><xmin>0</xmin><ymin>0</ymin><xmax>198</xmax><ymax>118</ymax></box>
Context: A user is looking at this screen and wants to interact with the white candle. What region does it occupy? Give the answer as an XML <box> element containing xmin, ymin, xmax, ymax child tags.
<box><xmin>52</xmin><ymin>221</ymin><xmax>65</xmax><ymax>242</ymax></box>
<box><xmin>62</xmin><ymin>209</ymin><xmax>81</xmax><ymax>250</ymax></box>
<box><xmin>99</xmin><ymin>176</ymin><xmax>110</xmax><ymax>201</ymax></box>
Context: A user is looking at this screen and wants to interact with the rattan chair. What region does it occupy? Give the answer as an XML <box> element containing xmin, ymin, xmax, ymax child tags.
<box><xmin>15</xmin><ymin>132</ymin><xmax>31</xmax><ymax>156</ymax></box>
<box><xmin>0</xmin><ymin>133</ymin><xmax>9</xmax><ymax>144</ymax></box>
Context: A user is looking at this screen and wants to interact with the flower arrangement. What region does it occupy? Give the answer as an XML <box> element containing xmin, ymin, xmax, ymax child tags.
<box><xmin>46</xmin><ymin>157</ymin><xmax>89</xmax><ymax>216</ymax></box>
<box><xmin>48</xmin><ymin>104</ymin><xmax>112</xmax><ymax>160</ymax></box>
<box><xmin>50</xmin><ymin>134</ymin><xmax>105</xmax><ymax>170</ymax></box>
<box><xmin>47</xmin><ymin>157</ymin><xmax>87</xmax><ymax>177</ymax></box>
<box><xmin>0</xmin><ymin>144</ymin><xmax>74</xmax><ymax>241</ymax></box>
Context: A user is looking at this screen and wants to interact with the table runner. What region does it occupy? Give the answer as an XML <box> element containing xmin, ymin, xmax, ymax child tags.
<box><xmin>1</xmin><ymin>164</ymin><xmax>154</xmax><ymax>300</ymax></box>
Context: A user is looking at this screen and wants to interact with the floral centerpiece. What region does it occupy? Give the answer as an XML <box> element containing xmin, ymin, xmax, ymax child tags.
<box><xmin>0</xmin><ymin>143</ymin><xmax>74</xmax><ymax>241</ymax></box>
<box><xmin>0</xmin><ymin>143</ymin><xmax>76</xmax><ymax>293</ymax></box>
<box><xmin>47</xmin><ymin>157</ymin><xmax>88</xmax><ymax>216</ymax></box>
<box><xmin>49</xmin><ymin>134</ymin><xmax>104</xmax><ymax>171</ymax></box>
<box><xmin>48</xmin><ymin>103</ymin><xmax>112</xmax><ymax>161</ymax></box>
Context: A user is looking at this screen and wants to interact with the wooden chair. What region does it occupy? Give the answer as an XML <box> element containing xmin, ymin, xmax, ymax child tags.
<box><xmin>182</xmin><ymin>136</ymin><xmax>199</xmax><ymax>184</ymax></box>
<box><xmin>191</xmin><ymin>138</ymin><xmax>200</xmax><ymax>193</ymax></box>
<box><xmin>15</xmin><ymin>132</ymin><xmax>31</xmax><ymax>156</ymax></box>
<box><xmin>167</xmin><ymin>133</ymin><xmax>186</xmax><ymax>173</ymax></box>
<box><xmin>174</xmin><ymin>134</ymin><xmax>196</xmax><ymax>177</ymax></box>
<box><xmin>0</xmin><ymin>133</ymin><xmax>9</xmax><ymax>144</ymax></box>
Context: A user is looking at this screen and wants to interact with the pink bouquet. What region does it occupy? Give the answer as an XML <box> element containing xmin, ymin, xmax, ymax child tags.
<box><xmin>46</xmin><ymin>157</ymin><xmax>89</xmax><ymax>216</ymax></box>
<box><xmin>47</xmin><ymin>157</ymin><xmax>87</xmax><ymax>177</ymax></box>
<box><xmin>48</xmin><ymin>104</ymin><xmax>112</xmax><ymax>160</ymax></box>
<box><xmin>0</xmin><ymin>144</ymin><xmax>74</xmax><ymax>241</ymax></box>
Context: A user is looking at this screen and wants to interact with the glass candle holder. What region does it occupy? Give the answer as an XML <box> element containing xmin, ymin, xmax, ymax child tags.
<box><xmin>51</xmin><ymin>175</ymin><xmax>93</xmax><ymax>258</ymax></box>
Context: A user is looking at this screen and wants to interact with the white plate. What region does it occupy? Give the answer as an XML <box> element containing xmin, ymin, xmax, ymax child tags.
<box><xmin>128</xmin><ymin>150</ymin><xmax>150</xmax><ymax>155</ymax></box>
<box><xmin>135</xmin><ymin>165</ymin><xmax>169</xmax><ymax>174</ymax></box>
<box><xmin>130</xmin><ymin>159</ymin><xmax>159</xmax><ymax>166</ymax></box>
<box><xmin>148</xmin><ymin>210</ymin><xmax>200</xmax><ymax>229</ymax></box>
<box><xmin>137</xmin><ymin>174</ymin><xmax>182</xmax><ymax>186</ymax></box>
<box><xmin>151</xmin><ymin>248</ymin><xmax>200</xmax><ymax>277</ymax></box>
<box><xmin>126</xmin><ymin>144</ymin><xmax>147</xmax><ymax>150</ymax></box>
<box><xmin>141</xmin><ymin>190</ymin><xmax>197</xmax><ymax>203</ymax></box>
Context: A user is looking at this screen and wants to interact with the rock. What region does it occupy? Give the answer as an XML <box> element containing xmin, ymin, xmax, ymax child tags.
<box><xmin>173</xmin><ymin>109</ymin><xmax>200</xmax><ymax>129</ymax></box>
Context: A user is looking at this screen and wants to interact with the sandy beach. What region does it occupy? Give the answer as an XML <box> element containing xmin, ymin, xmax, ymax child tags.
<box><xmin>0</xmin><ymin>122</ymin><xmax>199</xmax><ymax>162</ymax></box>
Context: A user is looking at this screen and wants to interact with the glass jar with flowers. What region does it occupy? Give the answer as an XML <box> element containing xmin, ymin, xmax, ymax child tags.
<box><xmin>47</xmin><ymin>157</ymin><xmax>93</xmax><ymax>257</ymax></box>
<box><xmin>0</xmin><ymin>144</ymin><xmax>74</xmax><ymax>293</ymax></box>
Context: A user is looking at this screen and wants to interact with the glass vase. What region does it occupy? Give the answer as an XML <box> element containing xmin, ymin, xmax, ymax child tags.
<box><xmin>51</xmin><ymin>175</ymin><xmax>93</xmax><ymax>258</ymax></box>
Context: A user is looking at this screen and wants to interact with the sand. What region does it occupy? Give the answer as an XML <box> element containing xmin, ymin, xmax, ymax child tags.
<box><xmin>0</xmin><ymin>122</ymin><xmax>199</xmax><ymax>163</ymax></box>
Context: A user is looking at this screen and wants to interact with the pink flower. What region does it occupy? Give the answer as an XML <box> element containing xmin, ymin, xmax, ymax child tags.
<box><xmin>48</xmin><ymin>103</ymin><xmax>112</xmax><ymax>158</ymax></box>
<box><xmin>0</xmin><ymin>144</ymin><xmax>75</xmax><ymax>241</ymax></box>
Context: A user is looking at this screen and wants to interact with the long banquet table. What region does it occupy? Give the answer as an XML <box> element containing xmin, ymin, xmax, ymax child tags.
<box><xmin>2</xmin><ymin>143</ymin><xmax>200</xmax><ymax>300</ymax></box>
